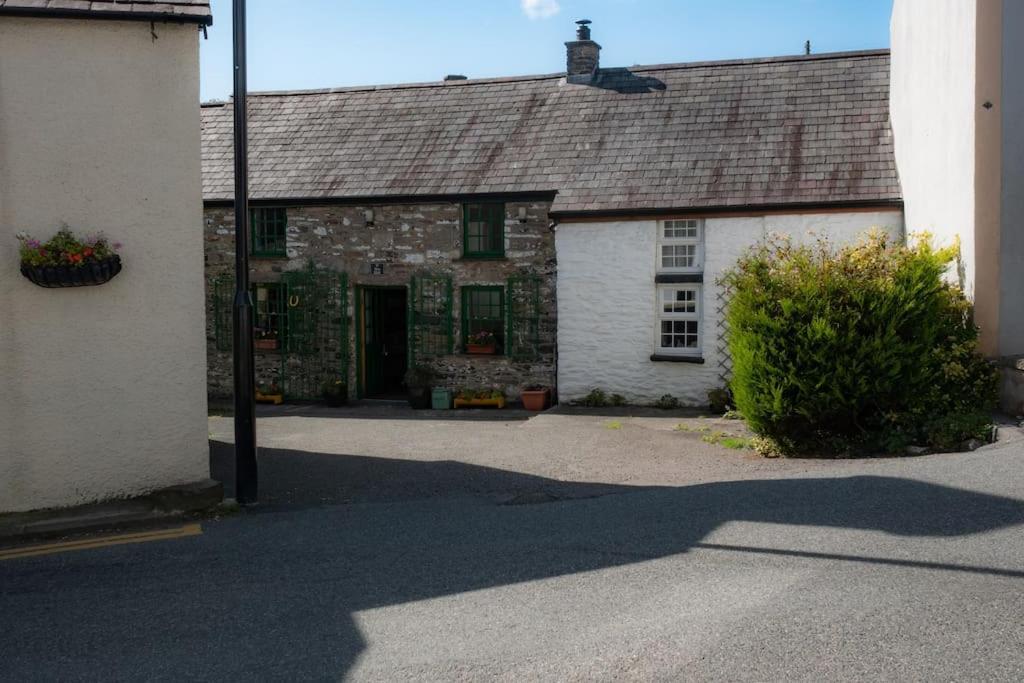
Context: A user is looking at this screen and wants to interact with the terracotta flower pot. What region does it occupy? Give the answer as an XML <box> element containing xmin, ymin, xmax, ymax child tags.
<box><xmin>467</xmin><ymin>343</ymin><xmax>497</xmax><ymax>355</ymax></box>
<box><xmin>521</xmin><ymin>389</ymin><xmax>550</xmax><ymax>411</ymax></box>
<box><xmin>254</xmin><ymin>338</ymin><xmax>279</xmax><ymax>350</ymax></box>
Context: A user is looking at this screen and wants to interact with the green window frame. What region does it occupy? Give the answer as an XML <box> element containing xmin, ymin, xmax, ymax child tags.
<box><xmin>251</xmin><ymin>207</ymin><xmax>288</xmax><ymax>257</ymax></box>
<box><xmin>253</xmin><ymin>283</ymin><xmax>287</xmax><ymax>350</ymax></box>
<box><xmin>461</xmin><ymin>286</ymin><xmax>505</xmax><ymax>352</ymax></box>
<box><xmin>462</xmin><ymin>203</ymin><xmax>505</xmax><ymax>259</ymax></box>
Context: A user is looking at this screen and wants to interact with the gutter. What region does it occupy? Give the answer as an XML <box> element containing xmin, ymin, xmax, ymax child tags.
<box><xmin>549</xmin><ymin>199</ymin><xmax>905</xmax><ymax>222</ymax></box>
<box><xmin>0</xmin><ymin>8</ymin><xmax>213</xmax><ymax>26</ymax></box>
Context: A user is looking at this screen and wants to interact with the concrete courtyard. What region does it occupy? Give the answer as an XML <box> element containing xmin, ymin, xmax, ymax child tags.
<box><xmin>3</xmin><ymin>405</ymin><xmax>1024</xmax><ymax>680</ymax></box>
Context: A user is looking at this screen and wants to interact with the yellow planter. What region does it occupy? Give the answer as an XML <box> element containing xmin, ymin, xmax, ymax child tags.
<box><xmin>255</xmin><ymin>391</ymin><xmax>283</xmax><ymax>405</ymax></box>
<box><xmin>453</xmin><ymin>397</ymin><xmax>506</xmax><ymax>409</ymax></box>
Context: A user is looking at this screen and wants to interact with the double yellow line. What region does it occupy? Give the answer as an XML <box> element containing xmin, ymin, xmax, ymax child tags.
<box><xmin>0</xmin><ymin>523</ymin><xmax>202</xmax><ymax>561</ymax></box>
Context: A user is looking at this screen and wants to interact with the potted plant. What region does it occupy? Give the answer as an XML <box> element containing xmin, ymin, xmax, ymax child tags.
<box><xmin>404</xmin><ymin>365</ymin><xmax>435</xmax><ymax>409</ymax></box>
<box><xmin>454</xmin><ymin>389</ymin><xmax>506</xmax><ymax>409</ymax></box>
<box><xmin>466</xmin><ymin>330</ymin><xmax>498</xmax><ymax>355</ymax></box>
<box><xmin>256</xmin><ymin>382</ymin><xmax>283</xmax><ymax>405</ymax></box>
<box><xmin>322</xmin><ymin>378</ymin><xmax>348</xmax><ymax>407</ymax></box>
<box><xmin>255</xmin><ymin>331</ymin><xmax>279</xmax><ymax>350</ymax></box>
<box><xmin>17</xmin><ymin>227</ymin><xmax>122</xmax><ymax>288</ymax></box>
<box><xmin>520</xmin><ymin>385</ymin><xmax>550</xmax><ymax>411</ymax></box>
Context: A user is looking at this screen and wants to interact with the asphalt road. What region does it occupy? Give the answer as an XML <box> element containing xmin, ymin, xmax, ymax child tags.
<box><xmin>3</xmin><ymin>424</ymin><xmax>1024</xmax><ymax>681</ymax></box>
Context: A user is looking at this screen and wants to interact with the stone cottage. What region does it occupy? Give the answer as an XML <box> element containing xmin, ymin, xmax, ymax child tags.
<box><xmin>201</xmin><ymin>22</ymin><xmax>903</xmax><ymax>404</ymax></box>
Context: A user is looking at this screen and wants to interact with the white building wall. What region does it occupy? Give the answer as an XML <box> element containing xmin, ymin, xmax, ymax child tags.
<box><xmin>556</xmin><ymin>211</ymin><xmax>904</xmax><ymax>406</ymax></box>
<box><xmin>0</xmin><ymin>18</ymin><xmax>209</xmax><ymax>512</ymax></box>
<box><xmin>890</xmin><ymin>0</ymin><xmax>978</xmax><ymax>293</ymax></box>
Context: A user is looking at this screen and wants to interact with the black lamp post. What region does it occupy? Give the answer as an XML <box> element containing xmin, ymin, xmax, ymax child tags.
<box><xmin>232</xmin><ymin>0</ymin><xmax>258</xmax><ymax>504</ymax></box>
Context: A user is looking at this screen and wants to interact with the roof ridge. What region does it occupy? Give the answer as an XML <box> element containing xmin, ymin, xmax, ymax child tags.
<box><xmin>199</xmin><ymin>48</ymin><xmax>889</xmax><ymax>104</ymax></box>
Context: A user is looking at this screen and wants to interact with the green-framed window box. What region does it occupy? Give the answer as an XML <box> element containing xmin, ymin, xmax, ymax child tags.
<box><xmin>462</xmin><ymin>285</ymin><xmax>505</xmax><ymax>354</ymax></box>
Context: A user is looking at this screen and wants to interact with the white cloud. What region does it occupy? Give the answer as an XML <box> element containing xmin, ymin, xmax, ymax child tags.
<box><xmin>521</xmin><ymin>0</ymin><xmax>561</xmax><ymax>20</ymax></box>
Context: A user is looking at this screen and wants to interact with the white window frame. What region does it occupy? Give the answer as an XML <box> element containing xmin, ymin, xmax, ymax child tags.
<box><xmin>657</xmin><ymin>218</ymin><xmax>704</xmax><ymax>273</ymax></box>
<box><xmin>654</xmin><ymin>284</ymin><xmax>702</xmax><ymax>356</ymax></box>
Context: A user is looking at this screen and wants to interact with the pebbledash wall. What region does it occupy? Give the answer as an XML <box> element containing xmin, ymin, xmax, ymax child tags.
<box><xmin>0</xmin><ymin>17</ymin><xmax>209</xmax><ymax>512</ymax></box>
<box><xmin>557</xmin><ymin>210</ymin><xmax>905</xmax><ymax>406</ymax></box>
<box><xmin>203</xmin><ymin>200</ymin><xmax>557</xmax><ymax>399</ymax></box>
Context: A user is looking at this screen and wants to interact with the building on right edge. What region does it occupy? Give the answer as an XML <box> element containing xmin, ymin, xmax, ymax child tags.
<box><xmin>890</xmin><ymin>0</ymin><xmax>1024</xmax><ymax>413</ymax></box>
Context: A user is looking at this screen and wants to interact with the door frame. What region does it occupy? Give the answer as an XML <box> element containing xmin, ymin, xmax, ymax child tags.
<box><xmin>355</xmin><ymin>284</ymin><xmax>409</xmax><ymax>399</ymax></box>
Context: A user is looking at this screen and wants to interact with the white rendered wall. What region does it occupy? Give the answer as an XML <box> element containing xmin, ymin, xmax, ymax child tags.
<box><xmin>890</xmin><ymin>0</ymin><xmax>978</xmax><ymax>294</ymax></box>
<box><xmin>0</xmin><ymin>18</ymin><xmax>209</xmax><ymax>512</ymax></box>
<box><xmin>556</xmin><ymin>211</ymin><xmax>904</xmax><ymax>406</ymax></box>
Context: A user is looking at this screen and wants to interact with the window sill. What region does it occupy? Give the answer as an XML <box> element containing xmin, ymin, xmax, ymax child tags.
<box><xmin>458</xmin><ymin>254</ymin><xmax>508</xmax><ymax>262</ymax></box>
<box><xmin>655</xmin><ymin>272</ymin><xmax>703</xmax><ymax>284</ymax></box>
<box><xmin>650</xmin><ymin>354</ymin><xmax>704</xmax><ymax>364</ymax></box>
<box><xmin>252</xmin><ymin>254</ymin><xmax>288</xmax><ymax>260</ymax></box>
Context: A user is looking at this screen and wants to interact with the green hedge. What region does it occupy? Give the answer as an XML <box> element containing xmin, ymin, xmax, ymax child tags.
<box><xmin>723</xmin><ymin>232</ymin><xmax>998</xmax><ymax>456</ymax></box>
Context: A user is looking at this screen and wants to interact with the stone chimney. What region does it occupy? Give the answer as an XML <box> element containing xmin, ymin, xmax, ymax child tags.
<box><xmin>566</xmin><ymin>19</ymin><xmax>601</xmax><ymax>83</ymax></box>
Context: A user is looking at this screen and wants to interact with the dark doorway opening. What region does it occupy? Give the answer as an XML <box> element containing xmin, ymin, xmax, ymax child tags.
<box><xmin>360</xmin><ymin>287</ymin><xmax>408</xmax><ymax>399</ymax></box>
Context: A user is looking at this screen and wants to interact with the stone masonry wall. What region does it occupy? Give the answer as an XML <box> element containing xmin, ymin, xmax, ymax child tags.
<box><xmin>204</xmin><ymin>200</ymin><xmax>556</xmax><ymax>402</ymax></box>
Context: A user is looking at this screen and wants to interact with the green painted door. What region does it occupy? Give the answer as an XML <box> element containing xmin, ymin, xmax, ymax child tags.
<box><xmin>362</xmin><ymin>287</ymin><xmax>408</xmax><ymax>398</ymax></box>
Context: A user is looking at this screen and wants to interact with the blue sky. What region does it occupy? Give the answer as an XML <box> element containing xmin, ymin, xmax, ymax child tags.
<box><xmin>199</xmin><ymin>0</ymin><xmax>894</xmax><ymax>101</ymax></box>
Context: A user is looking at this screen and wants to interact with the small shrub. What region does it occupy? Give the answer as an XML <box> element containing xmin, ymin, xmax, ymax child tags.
<box><xmin>708</xmin><ymin>387</ymin><xmax>733</xmax><ymax>415</ymax></box>
<box><xmin>654</xmin><ymin>394</ymin><xmax>680</xmax><ymax>410</ymax></box>
<box><xmin>605</xmin><ymin>420</ymin><xmax>623</xmax><ymax>430</ymax></box>
<box><xmin>750</xmin><ymin>435</ymin><xmax>783</xmax><ymax>458</ymax></box>
<box><xmin>579</xmin><ymin>388</ymin><xmax>609</xmax><ymax>407</ymax></box>
<box><xmin>722</xmin><ymin>231</ymin><xmax>998</xmax><ymax>456</ymax></box>
<box><xmin>609</xmin><ymin>393</ymin><xmax>627</xmax><ymax>407</ymax></box>
<box><xmin>722</xmin><ymin>410</ymin><xmax>744</xmax><ymax>421</ymax></box>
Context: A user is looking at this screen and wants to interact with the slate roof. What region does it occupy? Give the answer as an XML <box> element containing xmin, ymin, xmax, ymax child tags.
<box><xmin>201</xmin><ymin>50</ymin><xmax>901</xmax><ymax>215</ymax></box>
<box><xmin>0</xmin><ymin>0</ymin><xmax>212</xmax><ymax>25</ymax></box>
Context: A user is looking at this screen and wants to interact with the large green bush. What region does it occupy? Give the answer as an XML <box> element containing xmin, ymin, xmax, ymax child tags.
<box><xmin>723</xmin><ymin>231</ymin><xmax>998</xmax><ymax>456</ymax></box>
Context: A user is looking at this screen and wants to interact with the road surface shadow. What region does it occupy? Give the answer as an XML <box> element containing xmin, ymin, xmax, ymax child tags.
<box><xmin>4</xmin><ymin>445</ymin><xmax>1024</xmax><ymax>679</ymax></box>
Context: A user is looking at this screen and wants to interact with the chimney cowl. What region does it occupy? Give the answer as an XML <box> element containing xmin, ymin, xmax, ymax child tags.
<box><xmin>565</xmin><ymin>19</ymin><xmax>601</xmax><ymax>83</ymax></box>
<box><xmin>576</xmin><ymin>19</ymin><xmax>591</xmax><ymax>40</ymax></box>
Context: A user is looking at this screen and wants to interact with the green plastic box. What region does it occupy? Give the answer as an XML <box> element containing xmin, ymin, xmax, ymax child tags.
<box><xmin>431</xmin><ymin>387</ymin><xmax>452</xmax><ymax>410</ymax></box>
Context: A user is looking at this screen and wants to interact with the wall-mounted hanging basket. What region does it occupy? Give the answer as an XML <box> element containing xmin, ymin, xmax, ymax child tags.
<box><xmin>20</xmin><ymin>256</ymin><xmax>122</xmax><ymax>288</ymax></box>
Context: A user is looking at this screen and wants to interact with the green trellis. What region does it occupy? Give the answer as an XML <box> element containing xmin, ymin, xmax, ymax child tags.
<box><xmin>506</xmin><ymin>274</ymin><xmax>542</xmax><ymax>360</ymax></box>
<box><xmin>210</xmin><ymin>266</ymin><xmax>348</xmax><ymax>401</ymax></box>
<box><xmin>408</xmin><ymin>273</ymin><xmax>453</xmax><ymax>366</ymax></box>
<box><xmin>281</xmin><ymin>266</ymin><xmax>348</xmax><ymax>400</ymax></box>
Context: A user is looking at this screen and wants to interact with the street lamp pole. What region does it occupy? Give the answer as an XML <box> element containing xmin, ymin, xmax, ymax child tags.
<box><xmin>232</xmin><ymin>0</ymin><xmax>258</xmax><ymax>504</ymax></box>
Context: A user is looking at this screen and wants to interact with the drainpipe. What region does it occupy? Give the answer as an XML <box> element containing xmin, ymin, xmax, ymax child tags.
<box><xmin>232</xmin><ymin>0</ymin><xmax>258</xmax><ymax>504</ymax></box>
